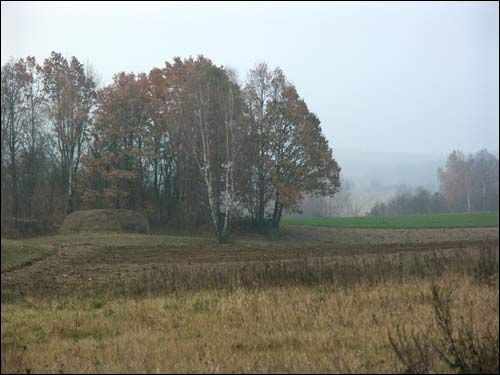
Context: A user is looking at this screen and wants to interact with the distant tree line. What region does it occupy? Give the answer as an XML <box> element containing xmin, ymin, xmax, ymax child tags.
<box><xmin>1</xmin><ymin>53</ymin><xmax>340</xmax><ymax>241</ymax></box>
<box><xmin>369</xmin><ymin>149</ymin><xmax>499</xmax><ymax>216</ymax></box>
<box><xmin>369</xmin><ymin>188</ymin><xmax>448</xmax><ymax>216</ymax></box>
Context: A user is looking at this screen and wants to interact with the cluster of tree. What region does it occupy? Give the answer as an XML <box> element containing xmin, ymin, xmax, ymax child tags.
<box><xmin>1</xmin><ymin>54</ymin><xmax>96</xmax><ymax>233</ymax></box>
<box><xmin>1</xmin><ymin>53</ymin><xmax>340</xmax><ymax>241</ymax></box>
<box><xmin>369</xmin><ymin>149</ymin><xmax>499</xmax><ymax>216</ymax></box>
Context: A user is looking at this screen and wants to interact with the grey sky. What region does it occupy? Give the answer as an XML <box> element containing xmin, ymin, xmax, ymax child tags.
<box><xmin>2</xmin><ymin>1</ymin><xmax>499</xmax><ymax>157</ymax></box>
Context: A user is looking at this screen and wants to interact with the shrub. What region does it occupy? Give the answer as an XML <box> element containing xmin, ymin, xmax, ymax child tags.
<box><xmin>389</xmin><ymin>283</ymin><xmax>499</xmax><ymax>374</ymax></box>
<box><xmin>431</xmin><ymin>284</ymin><xmax>499</xmax><ymax>374</ymax></box>
<box><xmin>389</xmin><ymin>324</ymin><xmax>432</xmax><ymax>374</ymax></box>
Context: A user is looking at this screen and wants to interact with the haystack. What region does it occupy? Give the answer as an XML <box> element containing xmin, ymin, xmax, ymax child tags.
<box><xmin>60</xmin><ymin>209</ymin><xmax>150</xmax><ymax>234</ymax></box>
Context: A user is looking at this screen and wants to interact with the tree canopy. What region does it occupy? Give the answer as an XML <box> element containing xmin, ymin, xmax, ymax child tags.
<box><xmin>1</xmin><ymin>53</ymin><xmax>341</xmax><ymax>241</ymax></box>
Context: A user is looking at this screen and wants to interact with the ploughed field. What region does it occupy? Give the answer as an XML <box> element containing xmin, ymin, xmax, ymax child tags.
<box><xmin>2</xmin><ymin>226</ymin><xmax>498</xmax><ymax>298</ymax></box>
<box><xmin>1</xmin><ymin>224</ymin><xmax>499</xmax><ymax>373</ymax></box>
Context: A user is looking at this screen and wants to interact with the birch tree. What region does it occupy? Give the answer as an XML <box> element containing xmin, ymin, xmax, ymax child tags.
<box><xmin>439</xmin><ymin>150</ymin><xmax>474</xmax><ymax>212</ymax></box>
<box><xmin>179</xmin><ymin>58</ymin><xmax>244</xmax><ymax>242</ymax></box>
<box><xmin>471</xmin><ymin>149</ymin><xmax>499</xmax><ymax>211</ymax></box>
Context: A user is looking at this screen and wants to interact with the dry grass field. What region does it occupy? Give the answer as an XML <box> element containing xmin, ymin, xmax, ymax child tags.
<box><xmin>1</xmin><ymin>225</ymin><xmax>499</xmax><ymax>373</ymax></box>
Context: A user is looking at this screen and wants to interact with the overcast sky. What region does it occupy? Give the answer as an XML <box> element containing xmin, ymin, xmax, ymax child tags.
<box><xmin>2</xmin><ymin>1</ymin><xmax>499</xmax><ymax>157</ymax></box>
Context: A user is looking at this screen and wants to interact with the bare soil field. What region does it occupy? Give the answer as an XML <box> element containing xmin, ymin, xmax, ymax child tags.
<box><xmin>279</xmin><ymin>225</ymin><xmax>499</xmax><ymax>244</ymax></box>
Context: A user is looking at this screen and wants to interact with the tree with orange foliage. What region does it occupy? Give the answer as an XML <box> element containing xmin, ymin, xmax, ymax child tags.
<box><xmin>81</xmin><ymin>72</ymin><xmax>149</xmax><ymax>209</ymax></box>
<box><xmin>243</xmin><ymin>64</ymin><xmax>340</xmax><ymax>229</ymax></box>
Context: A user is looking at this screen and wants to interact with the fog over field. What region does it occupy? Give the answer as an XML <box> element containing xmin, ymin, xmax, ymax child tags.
<box><xmin>334</xmin><ymin>148</ymin><xmax>446</xmax><ymax>191</ymax></box>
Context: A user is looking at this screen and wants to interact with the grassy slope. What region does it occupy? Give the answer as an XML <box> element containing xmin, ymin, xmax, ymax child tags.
<box><xmin>1</xmin><ymin>239</ymin><xmax>54</xmax><ymax>269</ymax></box>
<box><xmin>282</xmin><ymin>211</ymin><xmax>500</xmax><ymax>228</ymax></box>
<box><xmin>1</xmin><ymin>233</ymin><xmax>213</xmax><ymax>269</ymax></box>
